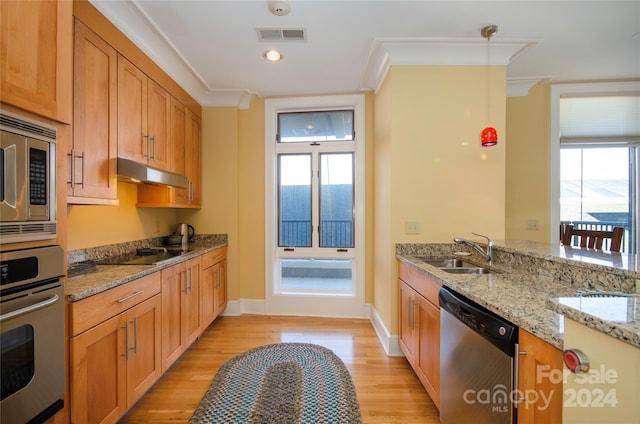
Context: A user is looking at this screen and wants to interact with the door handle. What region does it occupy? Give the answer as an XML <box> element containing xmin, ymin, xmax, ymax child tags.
<box><xmin>121</xmin><ymin>322</ymin><xmax>130</xmax><ymax>360</ymax></box>
<box><xmin>0</xmin><ymin>294</ymin><xmax>59</xmax><ymax>322</ymax></box>
<box><xmin>130</xmin><ymin>317</ymin><xmax>138</xmax><ymax>354</ymax></box>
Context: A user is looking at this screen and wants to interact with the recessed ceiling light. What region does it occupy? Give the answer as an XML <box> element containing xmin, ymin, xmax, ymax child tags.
<box><xmin>264</xmin><ymin>49</ymin><xmax>283</xmax><ymax>62</ymax></box>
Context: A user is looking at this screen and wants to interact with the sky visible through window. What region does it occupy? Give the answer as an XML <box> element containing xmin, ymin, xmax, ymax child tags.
<box><xmin>560</xmin><ymin>147</ymin><xmax>629</xmax><ymax>223</ymax></box>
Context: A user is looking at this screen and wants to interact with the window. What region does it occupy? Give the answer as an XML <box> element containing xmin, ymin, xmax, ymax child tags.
<box><xmin>265</xmin><ymin>95</ymin><xmax>365</xmax><ymax>317</ymax></box>
<box><xmin>278</xmin><ymin>110</ymin><xmax>354</xmax><ymax>143</ymax></box>
<box><xmin>552</xmin><ymin>83</ymin><xmax>639</xmax><ymax>253</ymax></box>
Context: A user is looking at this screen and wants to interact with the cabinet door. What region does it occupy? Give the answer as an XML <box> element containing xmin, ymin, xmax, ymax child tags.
<box><xmin>147</xmin><ymin>81</ymin><xmax>171</xmax><ymax>171</ymax></box>
<box><xmin>0</xmin><ymin>0</ymin><xmax>72</xmax><ymax>123</ymax></box>
<box><xmin>186</xmin><ymin>112</ymin><xmax>202</xmax><ymax>205</ymax></box>
<box><xmin>398</xmin><ymin>280</ymin><xmax>417</xmax><ymax>363</ymax></box>
<box><xmin>170</xmin><ymin>96</ymin><xmax>188</xmax><ymax>204</ymax></box>
<box><xmin>416</xmin><ymin>295</ymin><xmax>440</xmax><ymax>409</ymax></box>
<box><xmin>161</xmin><ymin>263</ymin><xmax>185</xmax><ymax>372</ymax></box>
<box><xmin>214</xmin><ymin>259</ymin><xmax>227</xmax><ymax>317</ymax></box>
<box><xmin>117</xmin><ymin>55</ymin><xmax>147</xmax><ymax>164</ymax></box>
<box><xmin>517</xmin><ymin>329</ymin><xmax>563</xmax><ymax>424</ymax></box>
<box><xmin>126</xmin><ymin>294</ymin><xmax>162</xmax><ymax>408</ymax></box>
<box><xmin>70</xmin><ymin>19</ymin><xmax>117</xmax><ymax>202</ymax></box>
<box><xmin>70</xmin><ymin>313</ymin><xmax>127</xmax><ymax>424</ymax></box>
<box><xmin>183</xmin><ymin>257</ymin><xmax>202</xmax><ymax>346</ymax></box>
<box><xmin>201</xmin><ymin>262</ymin><xmax>217</xmax><ymax>329</ymax></box>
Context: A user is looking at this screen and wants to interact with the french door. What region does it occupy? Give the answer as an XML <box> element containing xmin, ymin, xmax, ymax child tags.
<box><xmin>265</xmin><ymin>95</ymin><xmax>365</xmax><ymax>317</ymax></box>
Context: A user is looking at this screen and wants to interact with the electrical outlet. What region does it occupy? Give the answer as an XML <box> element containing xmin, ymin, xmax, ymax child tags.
<box><xmin>526</xmin><ymin>219</ymin><xmax>539</xmax><ymax>230</ymax></box>
<box><xmin>405</xmin><ymin>221</ymin><xmax>420</xmax><ymax>234</ymax></box>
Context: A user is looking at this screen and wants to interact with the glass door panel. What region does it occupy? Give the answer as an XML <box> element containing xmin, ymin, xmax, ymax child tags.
<box><xmin>320</xmin><ymin>153</ymin><xmax>354</xmax><ymax>248</ymax></box>
<box><xmin>278</xmin><ymin>154</ymin><xmax>311</xmax><ymax>247</ymax></box>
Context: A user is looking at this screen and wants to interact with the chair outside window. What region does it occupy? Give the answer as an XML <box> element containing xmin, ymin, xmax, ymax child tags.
<box><xmin>561</xmin><ymin>224</ymin><xmax>624</xmax><ymax>252</ymax></box>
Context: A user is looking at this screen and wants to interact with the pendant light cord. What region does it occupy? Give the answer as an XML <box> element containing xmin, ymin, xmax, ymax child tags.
<box><xmin>486</xmin><ymin>35</ymin><xmax>491</xmax><ymax>126</ymax></box>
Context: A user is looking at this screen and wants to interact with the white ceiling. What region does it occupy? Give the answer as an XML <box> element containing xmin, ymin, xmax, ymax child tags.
<box><xmin>91</xmin><ymin>0</ymin><xmax>640</xmax><ymax>108</ymax></box>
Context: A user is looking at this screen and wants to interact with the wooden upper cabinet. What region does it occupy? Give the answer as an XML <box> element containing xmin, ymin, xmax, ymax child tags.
<box><xmin>117</xmin><ymin>55</ymin><xmax>171</xmax><ymax>171</ymax></box>
<box><xmin>69</xmin><ymin>19</ymin><xmax>118</xmax><ymax>204</ymax></box>
<box><xmin>118</xmin><ymin>56</ymin><xmax>147</xmax><ymax>164</ymax></box>
<box><xmin>147</xmin><ymin>80</ymin><xmax>171</xmax><ymax>170</ymax></box>
<box><xmin>137</xmin><ymin>102</ymin><xmax>202</xmax><ymax>208</ymax></box>
<box><xmin>186</xmin><ymin>113</ymin><xmax>202</xmax><ymax>205</ymax></box>
<box><xmin>0</xmin><ymin>0</ymin><xmax>72</xmax><ymax>123</ymax></box>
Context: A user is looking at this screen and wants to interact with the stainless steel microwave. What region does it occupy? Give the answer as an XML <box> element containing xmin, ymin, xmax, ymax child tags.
<box><xmin>0</xmin><ymin>110</ymin><xmax>57</xmax><ymax>244</ymax></box>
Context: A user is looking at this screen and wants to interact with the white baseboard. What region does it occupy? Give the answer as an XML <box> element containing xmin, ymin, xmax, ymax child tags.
<box><xmin>221</xmin><ymin>300</ymin><xmax>402</xmax><ymax>357</ymax></box>
<box><xmin>221</xmin><ymin>299</ymin><xmax>265</xmax><ymax>316</ymax></box>
<box><xmin>370</xmin><ymin>306</ymin><xmax>403</xmax><ymax>357</ymax></box>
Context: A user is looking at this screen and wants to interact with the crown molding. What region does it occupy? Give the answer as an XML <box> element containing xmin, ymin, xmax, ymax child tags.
<box><xmin>360</xmin><ymin>37</ymin><xmax>541</xmax><ymax>96</ymax></box>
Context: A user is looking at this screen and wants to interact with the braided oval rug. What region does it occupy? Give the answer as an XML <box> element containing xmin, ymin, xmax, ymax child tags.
<box><xmin>188</xmin><ymin>343</ymin><xmax>362</xmax><ymax>424</ymax></box>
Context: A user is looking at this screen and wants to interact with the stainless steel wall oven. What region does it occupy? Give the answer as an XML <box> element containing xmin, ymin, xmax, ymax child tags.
<box><xmin>1</xmin><ymin>109</ymin><xmax>57</xmax><ymax>244</ymax></box>
<box><xmin>1</xmin><ymin>245</ymin><xmax>65</xmax><ymax>424</ymax></box>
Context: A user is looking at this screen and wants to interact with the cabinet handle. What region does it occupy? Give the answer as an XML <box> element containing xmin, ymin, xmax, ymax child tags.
<box><xmin>408</xmin><ymin>297</ymin><xmax>414</xmax><ymax>328</ymax></box>
<box><xmin>122</xmin><ymin>323</ymin><xmax>130</xmax><ymax>360</ymax></box>
<box><xmin>67</xmin><ymin>149</ymin><xmax>74</xmax><ymax>188</ymax></box>
<box><xmin>514</xmin><ymin>343</ymin><xmax>521</xmax><ymax>407</ymax></box>
<box><xmin>77</xmin><ymin>151</ymin><xmax>85</xmax><ymax>188</ymax></box>
<box><xmin>182</xmin><ymin>269</ymin><xmax>189</xmax><ymax>293</ymax></box>
<box><xmin>143</xmin><ymin>134</ymin><xmax>150</xmax><ymax>158</ymax></box>
<box><xmin>150</xmin><ymin>135</ymin><xmax>156</xmax><ymax>160</ymax></box>
<box><xmin>116</xmin><ymin>290</ymin><xmax>144</xmax><ymax>303</ymax></box>
<box><xmin>130</xmin><ymin>317</ymin><xmax>138</xmax><ymax>354</ymax></box>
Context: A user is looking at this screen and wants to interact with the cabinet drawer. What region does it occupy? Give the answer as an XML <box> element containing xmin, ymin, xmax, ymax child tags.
<box><xmin>70</xmin><ymin>272</ymin><xmax>161</xmax><ymax>336</ymax></box>
<box><xmin>202</xmin><ymin>247</ymin><xmax>226</xmax><ymax>269</ymax></box>
<box><xmin>398</xmin><ymin>261</ymin><xmax>441</xmax><ymax>306</ymax></box>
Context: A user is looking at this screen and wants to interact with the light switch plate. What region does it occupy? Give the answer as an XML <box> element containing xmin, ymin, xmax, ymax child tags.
<box><xmin>405</xmin><ymin>221</ymin><xmax>420</xmax><ymax>234</ymax></box>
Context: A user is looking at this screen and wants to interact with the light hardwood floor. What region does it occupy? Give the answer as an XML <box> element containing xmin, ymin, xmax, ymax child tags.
<box><xmin>119</xmin><ymin>315</ymin><xmax>440</xmax><ymax>423</ymax></box>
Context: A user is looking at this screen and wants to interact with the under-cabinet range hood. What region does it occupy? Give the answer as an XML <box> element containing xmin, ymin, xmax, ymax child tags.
<box><xmin>117</xmin><ymin>157</ymin><xmax>189</xmax><ymax>189</ymax></box>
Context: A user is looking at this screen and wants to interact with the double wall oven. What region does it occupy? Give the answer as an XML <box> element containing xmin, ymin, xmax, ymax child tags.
<box><xmin>1</xmin><ymin>245</ymin><xmax>65</xmax><ymax>423</ymax></box>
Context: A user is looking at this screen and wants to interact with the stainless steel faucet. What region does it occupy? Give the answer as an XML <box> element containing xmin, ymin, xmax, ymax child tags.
<box><xmin>454</xmin><ymin>232</ymin><xmax>494</xmax><ymax>265</ymax></box>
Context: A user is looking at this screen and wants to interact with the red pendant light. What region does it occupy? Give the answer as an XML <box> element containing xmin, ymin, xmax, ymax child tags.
<box><xmin>481</xmin><ymin>127</ymin><xmax>498</xmax><ymax>146</ymax></box>
<box><xmin>481</xmin><ymin>25</ymin><xmax>498</xmax><ymax>147</ymax></box>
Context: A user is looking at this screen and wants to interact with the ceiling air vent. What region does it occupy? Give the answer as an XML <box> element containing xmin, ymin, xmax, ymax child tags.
<box><xmin>257</xmin><ymin>28</ymin><xmax>305</xmax><ymax>41</ymax></box>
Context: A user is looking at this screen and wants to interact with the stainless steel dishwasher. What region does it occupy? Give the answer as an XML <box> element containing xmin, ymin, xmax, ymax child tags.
<box><xmin>439</xmin><ymin>287</ymin><xmax>519</xmax><ymax>424</ymax></box>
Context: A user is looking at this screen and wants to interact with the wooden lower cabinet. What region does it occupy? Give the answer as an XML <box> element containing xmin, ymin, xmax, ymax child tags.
<box><xmin>201</xmin><ymin>247</ymin><xmax>227</xmax><ymax>330</ymax></box>
<box><xmin>398</xmin><ymin>261</ymin><xmax>441</xmax><ymax>409</ymax></box>
<box><xmin>70</xmin><ymin>250</ymin><xmax>226</xmax><ymax>422</ymax></box>
<box><xmin>70</xmin><ymin>294</ymin><xmax>161</xmax><ymax>424</ymax></box>
<box><xmin>160</xmin><ymin>257</ymin><xmax>201</xmax><ymax>372</ymax></box>
<box><xmin>517</xmin><ymin>329</ymin><xmax>563</xmax><ymax>424</ymax></box>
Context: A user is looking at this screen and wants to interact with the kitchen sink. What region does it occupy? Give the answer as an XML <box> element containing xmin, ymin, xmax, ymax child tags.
<box><xmin>415</xmin><ymin>257</ymin><xmax>492</xmax><ymax>274</ymax></box>
<box><xmin>416</xmin><ymin>257</ymin><xmax>477</xmax><ymax>268</ymax></box>
<box><xmin>441</xmin><ymin>267</ymin><xmax>491</xmax><ymax>274</ymax></box>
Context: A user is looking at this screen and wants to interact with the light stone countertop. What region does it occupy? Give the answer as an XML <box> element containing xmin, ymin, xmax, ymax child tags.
<box><xmin>67</xmin><ymin>242</ymin><xmax>227</xmax><ymax>302</ymax></box>
<box><xmin>397</xmin><ymin>241</ymin><xmax>640</xmax><ymax>350</ymax></box>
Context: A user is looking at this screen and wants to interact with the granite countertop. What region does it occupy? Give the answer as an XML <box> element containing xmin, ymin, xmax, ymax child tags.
<box><xmin>398</xmin><ymin>244</ymin><xmax>640</xmax><ymax>350</ymax></box>
<box><xmin>67</xmin><ymin>242</ymin><xmax>227</xmax><ymax>302</ymax></box>
<box><xmin>548</xmin><ymin>295</ymin><xmax>640</xmax><ymax>348</ymax></box>
<box><xmin>398</xmin><ymin>254</ymin><xmax>573</xmax><ymax>350</ymax></box>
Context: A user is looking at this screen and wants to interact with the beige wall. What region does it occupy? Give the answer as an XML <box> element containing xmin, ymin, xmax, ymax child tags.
<box><xmin>505</xmin><ymin>83</ymin><xmax>552</xmax><ymax>243</ymax></box>
<box><xmin>373</xmin><ymin>64</ymin><xmax>507</xmax><ymax>334</ymax></box>
<box><xmin>67</xmin><ymin>182</ymin><xmax>176</xmax><ymax>250</ymax></box>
